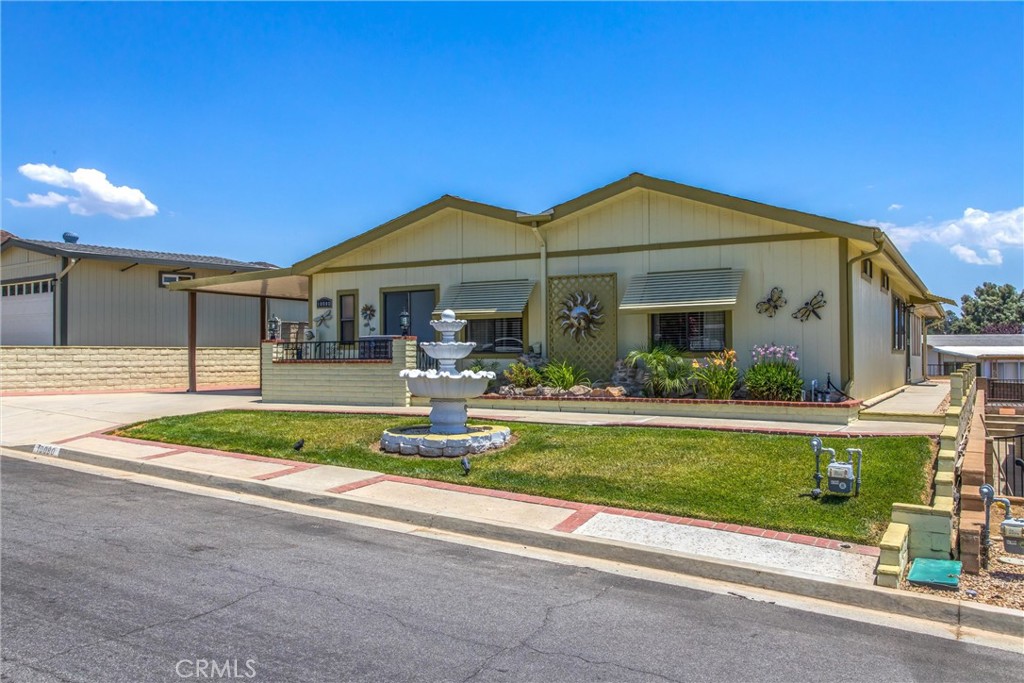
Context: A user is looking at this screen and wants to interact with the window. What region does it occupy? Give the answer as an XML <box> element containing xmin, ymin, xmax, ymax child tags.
<box><xmin>881</xmin><ymin>272</ymin><xmax>890</xmax><ymax>292</ymax></box>
<box><xmin>1</xmin><ymin>278</ymin><xmax>53</xmax><ymax>297</ymax></box>
<box><xmin>892</xmin><ymin>295</ymin><xmax>908</xmax><ymax>351</ymax></box>
<box><xmin>338</xmin><ymin>292</ymin><xmax>356</xmax><ymax>342</ymax></box>
<box><xmin>159</xmin><ymin>272</ymin><xmax>194</xmax><ymax>288</ymax></box>
<box><xmin>651</xmin><ymin>311</ymin><xmax>726</xmax><ymax>352</ymax></box>
<box><xmin>861</xmin><ymin>259</ymin><xmax>873</xmax><ymax>281</ymax></box>
<box><xmin>466</xmin><ymin>318</ymin><xmax>524</xmax><ymax>354</ymax></box>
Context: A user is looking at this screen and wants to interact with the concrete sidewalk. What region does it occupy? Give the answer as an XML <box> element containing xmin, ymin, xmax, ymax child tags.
<box><xmin>49</xmin><ymin>429</ymin><xmax>882</xmax><ymax>584</ymax></box>
<box><xmin>2</xmin><ymin>390</ymin><xmax>944</xmax><ymax>445</ymax></box>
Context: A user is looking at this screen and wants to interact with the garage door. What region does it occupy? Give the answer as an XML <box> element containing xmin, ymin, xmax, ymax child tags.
<box><xmin>1</xmin><ymin>279</ymin><xmax>54</xmax><ymax>345</ymax></box>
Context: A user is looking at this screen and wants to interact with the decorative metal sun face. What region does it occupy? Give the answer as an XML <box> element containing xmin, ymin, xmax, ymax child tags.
<box><xmin>557</xmin><ymin>291</ymin><xmax>604</xmax><ymax>342</ymax></box>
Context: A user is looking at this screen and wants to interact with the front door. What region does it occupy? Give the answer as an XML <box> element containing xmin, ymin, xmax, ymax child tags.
<box><xmin>383</xmin><ymin>289</ymin><xmax>436</xmax><ymax>341</ymax></box>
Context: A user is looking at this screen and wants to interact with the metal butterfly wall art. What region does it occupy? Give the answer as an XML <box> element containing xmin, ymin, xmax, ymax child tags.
<box><xmin>792</xmin><ymin>291</ymin><xmax>827</xmax><ymax>322</ymax></box>
<box><xmin>755</xmin><ymin>287</ymin><xmax>787</xmax><ymax>317</ymax></box>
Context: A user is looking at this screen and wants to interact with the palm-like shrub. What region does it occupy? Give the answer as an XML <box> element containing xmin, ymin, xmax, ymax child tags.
<box><xmin>743</xmin><ymin>344</ymin><xmax>803</xmax><ymax>401</ymax></box>
<box><xmin>504</xmin><ymin>362</ymin><xmax>542</xmax><ymax>388</ymax></box>
<box><xmin>542</xmin><ymin>359</ymin><xmax>590</xmax><ymax>390</ymax></box>
<box><xmin>625</xmin><ymin>345</ymin><xmax>692</xmax><ymax>397</ymax></box>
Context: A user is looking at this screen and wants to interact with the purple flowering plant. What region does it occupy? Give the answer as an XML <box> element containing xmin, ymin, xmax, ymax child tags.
<box><xmin>745</xmin><ymin>343</ymin><xmax>803</xmax><ymax>401</ymax></box>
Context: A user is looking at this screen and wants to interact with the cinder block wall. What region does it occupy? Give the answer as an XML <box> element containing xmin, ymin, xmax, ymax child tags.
<box><xmin>260</xmin><ymin>339</ymin><xmax>415</xmax><ymax>406</ymax></box>
<box><xmin>0</xmin><ymin>346</ymin><xmax>259</xmax><ymax>392</ymax></box>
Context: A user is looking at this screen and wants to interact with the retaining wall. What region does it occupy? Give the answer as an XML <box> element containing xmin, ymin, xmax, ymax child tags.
<box><xmin>876</xmin><ymin>364</ymin><xmax>976</xmax><ymax>586</ymax></box>
<box><xmin>0</xmin><ymin>346</ymin><xmax>259</xmax><ymax>392</ymax></box>
<box><xmin>259</xmin><ymin>339</ymin><xmax>416</xmax><ymax>406</ymax></box>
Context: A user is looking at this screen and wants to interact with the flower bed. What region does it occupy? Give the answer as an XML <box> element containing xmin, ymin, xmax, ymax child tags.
<box><xmin>411</xmin><ymin>392</ymin><xmax>862</xmax><ymax>425</ymax></box>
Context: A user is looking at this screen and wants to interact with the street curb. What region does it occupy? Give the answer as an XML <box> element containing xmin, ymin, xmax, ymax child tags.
<box><xmin>10</xmin><ymin>444</ymin><xmax>1023</xmax><ymax>638</ymax></box>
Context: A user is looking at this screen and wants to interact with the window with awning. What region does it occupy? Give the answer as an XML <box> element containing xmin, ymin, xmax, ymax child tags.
<box><xmin>620</xmin><ymin>269</ymin><xmax>744</xmax><ymax>312</ymax></box>
<box><xmin>434</xmin><ymin>280</ymin><xmax>535</xmax><ymax>354</ymax></box>
<box><xmin>433</xmin><ymin>280</ymin><xmax>536</xmax><ymax>317</ymax></box>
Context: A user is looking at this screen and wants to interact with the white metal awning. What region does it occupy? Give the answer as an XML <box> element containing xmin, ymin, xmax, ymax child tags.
<box><xmin>433</xmin><ymin>280</ymin><xmax>536</xmax><ymax>316</ymax></box>
<box><xmin>620</xmin><ymin>269</ymin><xmax>744</xmax><ymax>312</ymax></box>
<box><xmin>931</xmin><ymin>345</ymin><xmax>1024</xmax><ymax>359</ymax></box>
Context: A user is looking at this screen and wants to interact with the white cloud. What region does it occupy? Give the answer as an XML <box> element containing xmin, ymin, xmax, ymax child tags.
<box><xmin>949</xmin><ymin>245</ymin><xmax>1002</xmax><ymax>266</ymax></box>
<box><xmin>7</xmin><ymin>163</ymin><xmax>158</xmax><ymax>219</ymax></box>
<box><xmin>888</xmin><ymin>203</ymin><xmax>903</xmax><ymax>211</ymax></box>
<box><xmin>859</xmin><ymin>206</ymin><xmax>1023</xmax><ymax>267</ymax></box>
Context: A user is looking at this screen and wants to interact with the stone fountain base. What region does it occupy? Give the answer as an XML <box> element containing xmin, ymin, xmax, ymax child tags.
<box><xmin>380</xmin><ymin>425</ymin><xmax>511</xmax><ymax>457</ymax></box>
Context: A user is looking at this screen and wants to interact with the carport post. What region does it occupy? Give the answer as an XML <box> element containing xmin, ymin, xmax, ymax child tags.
<box><xmin>187</xmin><ymin>291</ymin><xmax>197</xmax><ymax>393</ymax></box>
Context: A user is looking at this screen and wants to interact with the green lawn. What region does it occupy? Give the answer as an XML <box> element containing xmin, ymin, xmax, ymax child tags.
<box><xmin>117</xmin><ymin>410</ymin><xmax>933</xmax><ymax>545</ymax></box>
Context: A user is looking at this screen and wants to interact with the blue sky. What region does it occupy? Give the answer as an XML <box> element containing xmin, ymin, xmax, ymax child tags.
<box><xmin>3</xmin><ymin>2</ymin><xmax>1022</xmax><ymax>306</ymax></box>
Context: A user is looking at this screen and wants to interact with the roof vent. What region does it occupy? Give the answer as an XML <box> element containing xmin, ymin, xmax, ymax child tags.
<box><xmin>62</xmin><ymin>232</ymin><xmax>79</xmax><ymax>244</ymax></box>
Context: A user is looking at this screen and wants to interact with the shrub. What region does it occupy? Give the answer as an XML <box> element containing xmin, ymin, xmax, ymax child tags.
<box><xmin>624</xmin><ymin>345</ymin><xmax>692</xmax><ymax>397</ymax></box>
<box><xmin>542</xmin><ymin>359</ymin><xmax>590</xmax><ymax>390</ymax></box>
<box><xmin>468</xmin><ymin>359</ymin><xmax>501</xmax><ymax>393</ymax></box>
<box><xmin>691</xmin><ymin>349</ymin><xmax>739</xmax><ymax>400</ymax></box>
<box><xmin>504</xmin><ymin>362</ymin><xmax>542</xmax><ymax>389</ymax></box>
<box><xmin>744</xmin><ymin>344</ymin><xmax>803</xmax><ymax>401</ymax></box>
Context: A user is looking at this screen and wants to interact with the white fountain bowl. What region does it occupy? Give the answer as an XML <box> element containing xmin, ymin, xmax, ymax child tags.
<box><xmin>400</xmin><ymin>369</ymin><xmax>494</xmax><ymax>399</ymax></box>
<box><xmin>419</xmin><ymin>341</ymin><xmax>476</xmax><ymax>361</ymax></box>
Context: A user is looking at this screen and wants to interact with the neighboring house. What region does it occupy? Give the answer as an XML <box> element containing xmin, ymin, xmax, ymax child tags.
<box><xmin>0</xmin><ymin>231</ymin><xmax>306</xmax><ymax>347</ymax></box>
<box><xmin>177</xmin><ymin>173</ymin><xmax>951</xmax><ymax>401</ymax></box>
<box><xmin>926</xmin><ymin>334</ymin><xmax>1024</xmax><ymax>380</ymax></box>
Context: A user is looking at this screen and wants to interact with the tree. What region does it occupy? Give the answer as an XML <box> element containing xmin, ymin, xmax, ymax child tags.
<box><xmin>948</xmin><ymin>283</ymin><xmax>1024</xmax><ymax>335</ymax></box>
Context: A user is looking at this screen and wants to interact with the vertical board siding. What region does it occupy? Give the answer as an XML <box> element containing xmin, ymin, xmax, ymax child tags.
<box><xmin>302</xmin><ymin>188</ymin><xmax>911</xmax><ymax>396</ymax></box>
<box><xmin>66</xmin><ymin>261</ymin><xmax>261</xmax><ymax>347</ymax></box>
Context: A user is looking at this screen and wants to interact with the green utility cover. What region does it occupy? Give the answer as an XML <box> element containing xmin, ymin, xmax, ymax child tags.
<box><xmin>906</xmin><ymin>558</ymin><xmax>962</xmax><ymax>588</ymax></box>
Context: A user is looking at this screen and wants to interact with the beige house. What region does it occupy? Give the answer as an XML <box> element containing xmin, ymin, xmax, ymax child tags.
<box><xmin>0</xmin><ymin>231</ymin><xmax>305</xmax><ymax>347</ymax></box>
<box><xmin>178</xmin><ymin>173</ymin><xmax>951</xmax><ymax>402</ymax></box>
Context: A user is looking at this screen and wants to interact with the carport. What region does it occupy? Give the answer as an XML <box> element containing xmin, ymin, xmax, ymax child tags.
<box><xmin>169</xmin><ymin>268</ymin><xmax>309</xmax><ymax>391</ymax></box>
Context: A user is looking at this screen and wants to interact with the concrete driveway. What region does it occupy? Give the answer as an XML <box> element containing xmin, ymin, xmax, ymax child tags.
<box><xmin>0</xmin><ymin>390</ymin><xmax>260</xmax><ymax>446</ymax></box>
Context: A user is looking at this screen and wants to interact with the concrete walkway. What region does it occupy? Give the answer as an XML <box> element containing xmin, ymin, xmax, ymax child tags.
<box><xmin>861</xmin><ymin>380</ymin><xmax>950</xmax><ymax>416</ymax></box>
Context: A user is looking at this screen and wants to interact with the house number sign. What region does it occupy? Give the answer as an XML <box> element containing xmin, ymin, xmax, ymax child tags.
<box><xmin>316</xmin><ymin>297</ymin><xmax>333</xmax><ymax>309</ymax></box>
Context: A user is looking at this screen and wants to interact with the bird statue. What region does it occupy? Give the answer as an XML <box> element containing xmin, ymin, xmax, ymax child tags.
<box><xmin>292</xmin><ymin>438</ymin><xmax>305</xmax><ymax>451</ymax></box>
<box><xmin>460</xmin><ymin>456</ymin><xmax>471</xmax><ymax>475</ymax></box>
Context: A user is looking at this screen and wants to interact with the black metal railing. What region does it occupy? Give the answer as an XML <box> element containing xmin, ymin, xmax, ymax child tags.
<box><xmin>927</xmin><ymin>361</ymin><xmax>969</xmax><ymax>376</ymax></box>
<box><xmin>272</xmin><ymin>339</ymin><xmax>393</xmax><ymax>362</ymax></box>
<box><xmin>417</xmin><ymin>347</ymin><xmax>440</xmax><ymax>372</ymax></box>
<box><xmin>992</xmin><ymin>433</ymin><xmax>1024</xmax><ymax>497</ymax></box>
<box><xmin>990</xmin><ymin>380</ymin><xmax>1024</xmax><ymax>403</ymax></box>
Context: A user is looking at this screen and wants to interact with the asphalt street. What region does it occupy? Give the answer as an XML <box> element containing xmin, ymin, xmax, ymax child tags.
<box><xmin>2</xmin><ymin>457</ymin><xmax>1020</xmax><ymax>683</ymax></box>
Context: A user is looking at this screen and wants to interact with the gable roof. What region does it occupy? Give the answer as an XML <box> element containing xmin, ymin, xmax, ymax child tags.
<box><xmin>295</xmin><ymin>172</ymin><xmax>894</xmax><ymax>274</ymax></box>
<box><xmin>291</xmin><ymin>194</ymin><xmax>520</xmax><ymax>274</ymax></box>
<box><xmin>1</xmin><ymin>234</ymin><xmax>273</xmax><ymax>272</ymax></box>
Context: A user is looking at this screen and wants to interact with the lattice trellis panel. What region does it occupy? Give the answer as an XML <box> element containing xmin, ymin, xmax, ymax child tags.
<box><xmin>547</xmin><ymin>274</ymin><xmax>618</xmax><ymax>382</ymax></box>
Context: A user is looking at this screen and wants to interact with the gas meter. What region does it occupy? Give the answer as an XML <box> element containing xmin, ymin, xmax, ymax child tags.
<box><xmin>827</xmin><ymin>459</ymin><xmax>855</xmax><ymax>494</ymax></box>
<box><xmin>978</xmin><ymin>484</ymin><xmax>1024</xmax><ymax>557</ymax></box>
<box><xmin>809</xmin><ymin>438</ymin><xmax>862</xmax><ymax>498</ymax></box>
<box><xmin>1002</xmin><ymin>518</ymin><xmax>1024</xmax><ymax>555</ymax></box>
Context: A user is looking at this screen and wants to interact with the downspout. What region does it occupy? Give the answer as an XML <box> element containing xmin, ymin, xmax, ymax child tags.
<box><xmin>845</xmin><ymin>232</ymin><xmax>885</xmax><ymax>397</ymax></box>
<box><xmin>530</xmin><ymin>223</ymin><xmax>547</xmax><ymax>357</ymax></box>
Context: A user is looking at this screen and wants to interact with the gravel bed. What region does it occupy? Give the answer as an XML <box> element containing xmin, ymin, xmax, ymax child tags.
<box><xmin>901</xmin><ymin>543</ymin><xmax>1024</xmax><ymax>611</ymax></box>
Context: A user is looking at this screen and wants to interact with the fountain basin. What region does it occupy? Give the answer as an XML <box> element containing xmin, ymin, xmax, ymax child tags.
<box><xmin>401</xmin><ymin>369</ymin><xmax>494</xmax><ymax>399</ymax></box>
<box><xmin>418</xmin><ymin>342</ymin><xmax>476</xmax><ymax>361</ymax></box>
<box><xmin>381</xmin><ymin>425</ymin><xmax>511</xmax><ymax>457</ymax></box>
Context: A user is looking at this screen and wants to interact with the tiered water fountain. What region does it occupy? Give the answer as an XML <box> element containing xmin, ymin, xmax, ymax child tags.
<box><xmin>380</xmin><ymin>309</ymin><xmax>511</xmax><ymax>457</ymax></box>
